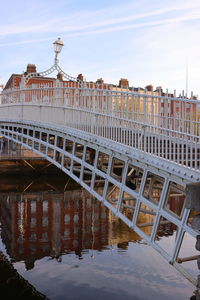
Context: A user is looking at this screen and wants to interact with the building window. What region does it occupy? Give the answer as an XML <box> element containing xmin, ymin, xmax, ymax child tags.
<box><xmin>30</xmin><ymin>232</ymin><xmax>36</xmax><ymax>241</ymax></box>
<box><xmin>64</xmin><ymin>214</ymin><xmax>70</xmax><ymax>224</ymax></box>
<box><xmin>42</xmin><ymin>217</ymin><xmax>48</xmax><ymax>227</ymax></box>
<box><xmin>73</xmin><ymin>214</ymin><xmax>79</xmax><ymax>224</ymax></box>
<box><xmin>43</xmin><ymin>201</ymin><xmax>48</xmax><ymax>212</ymax></box>
<box><xmin>31</xmin><ymin>217</ymin><xmax>36</xmax><ymax>228</ymax></box>
<box><xmin>31</xmin><ymin>201</ymin><xmax>36</xmax><ymax>213</ymax></box>
<box><xmin>42</xmin><ymin>232</ymin><xmax>48</xmax><ymax>240</ymax></box>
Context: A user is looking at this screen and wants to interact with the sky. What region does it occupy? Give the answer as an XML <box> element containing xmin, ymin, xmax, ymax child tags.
<box><xmin>1</xmin><ymin>0</ymin><xmax>200</xmax><ymax>96</ymax></box>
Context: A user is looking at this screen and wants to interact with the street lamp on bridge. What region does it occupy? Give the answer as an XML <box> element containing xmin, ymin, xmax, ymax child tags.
<box><xmin>53</xmin><ymin>37</ymin><xmax>64</xmax><ymax>65</ymax></box>
<box><xmin>23</xmin><ymin>37</ymin><xmax>81</xmax><ymax>83</ymax></box>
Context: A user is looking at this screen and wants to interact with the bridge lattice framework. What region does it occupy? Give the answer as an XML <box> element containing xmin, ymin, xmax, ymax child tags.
<box><xmin>0</xmin><ymin>80</ymin><xmax>200</xmax><ymax>285</ymax></box>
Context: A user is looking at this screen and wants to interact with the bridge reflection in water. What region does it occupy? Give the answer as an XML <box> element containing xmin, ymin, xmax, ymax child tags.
<box><xmin>0</xmin><ymin>173</ymin><xmax>198</xmax><ymax>300</ymax></box>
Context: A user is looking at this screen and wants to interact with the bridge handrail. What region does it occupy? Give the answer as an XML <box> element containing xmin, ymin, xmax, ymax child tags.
<box><xmin>1</xmin><ymin>85</ymin><xmax>199</xmax><ymax>135</ymax></box>
<box><xmin>1</xmin><ymin>101</ymin><xmax>199</xmax><ymax>142</ymax></box>
<box><xmin>0</xmin><ymin>83</ymin><xmax>200</xmax><ymax>171</ymax></box>
<box><xmin>1</xmin><ymin>85</ymin><xmax>200</xmax><ymax>105</ymax></box>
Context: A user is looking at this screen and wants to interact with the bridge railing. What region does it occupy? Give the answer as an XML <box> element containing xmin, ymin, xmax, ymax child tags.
<box><xmin>0</xmin><ymin>83</ymin><xmax>200</xmax><ymax>170</ymax></box>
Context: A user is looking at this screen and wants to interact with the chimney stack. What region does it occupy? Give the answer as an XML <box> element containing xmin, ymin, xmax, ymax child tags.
<box><xmin>146</xmin><ymin>85</ymin><xmax>153</xmax><ymax>92</ymax></box>
<box><xmin>77</xmin><ymin>74</ymin><xmax>83</xmax><ymax>81</ymax></box>
<box><xmin>26</xmin><ymin>64</ymin><xmax>37</xmax><ymax>73</ymax></box>
<box><xmin>57</xmin><ymin>72</ymin><xmax>63</xmax><ymax>81</ymax></box>
<box><xmin>96</xmin><ymin>78</ymin><xmax>104</xmax><ymax>84</ymax></box>
<box><xmin>119</xmin><ymin>78</ymin><xmax>129</xmax><ymax>88</ymax></box>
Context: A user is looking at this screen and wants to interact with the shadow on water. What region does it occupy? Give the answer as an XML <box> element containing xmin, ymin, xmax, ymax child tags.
<box><xmin>0</xmin><ymin>251</ymin><xmax>49</xmax><ymax>300</ymax></box>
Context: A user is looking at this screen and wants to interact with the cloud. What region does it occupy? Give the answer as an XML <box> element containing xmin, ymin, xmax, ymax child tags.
<box><xmin>0</xmin><ymin>37</ymin><xmax>54</xmax><ymax>47</ymax></box>
<box><xmin>63</xmin><ymin>12</ymin><xmax>200</xmax><ymax>37</ymax></box>
<box><xmin>0</xmin><ymin>1</ymin><xmax>200</xmax><ymax>39</ymax></box>
<box><xmin>1</xmin><ymin>11</ymin><xmax>200</xmax><ymax>47</ymax></box>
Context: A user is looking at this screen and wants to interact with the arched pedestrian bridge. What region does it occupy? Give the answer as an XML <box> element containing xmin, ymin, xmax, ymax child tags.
<box><xmin>0</xmin><ymin>79</ymin><xmax>200</xmax><ymax>285</ymax></box>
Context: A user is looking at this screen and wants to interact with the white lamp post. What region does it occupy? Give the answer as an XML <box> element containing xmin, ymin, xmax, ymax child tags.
<box><xmin>53</xmin><ymin>38</ymin><xmax>64</xmax><ymax>65</ymax></box>
<box><xmin>23</xmin><ymin>37</ymin><xmax>82</xmax><ymax>83</ymax></box>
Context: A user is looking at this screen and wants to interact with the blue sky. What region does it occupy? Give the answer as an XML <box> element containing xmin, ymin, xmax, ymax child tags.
<box><xmin>1</xmin><ymin>0</ymin><xmax>200</xmax><ymax>96</ymax></box>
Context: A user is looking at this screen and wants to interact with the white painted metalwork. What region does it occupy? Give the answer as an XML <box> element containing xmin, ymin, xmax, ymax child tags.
<box><xmin>22</xmin><ymin>38</ymin><xmax>82</xmax><ymax>84</ymax></box>
<box><xmin>0</xmin><ymin>83</ymin><xmax>200</xmax><ymax>178</ymax></box>
<box><xmin>0</xmin><ymin>40</ymin><xmax>200</xmax><ymax>285</ymax></box>
<box><xmin>0</xmin><ymin>120</ymin><xmax>198</xmax><ymax>286</ymax></box>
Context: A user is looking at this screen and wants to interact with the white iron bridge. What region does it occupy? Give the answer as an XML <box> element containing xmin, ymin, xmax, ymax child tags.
<box><xmin>0</xmin><ymin>79</ymin><xmax>200</xmax><ymax>286</ymax></box>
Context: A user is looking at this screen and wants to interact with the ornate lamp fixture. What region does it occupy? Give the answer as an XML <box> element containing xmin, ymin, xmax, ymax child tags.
<box><xmin>23</xmin><ymin>38</ymin><xmax>82</xmax><ymax>84</ymax></box>
<box><xmin>53</xmin><ymin>37</ymin><xmax>64</xmax><ymax>65</ymax></box>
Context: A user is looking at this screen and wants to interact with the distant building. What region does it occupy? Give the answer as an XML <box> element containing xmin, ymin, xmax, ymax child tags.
<box><xmin>4</xmin><ymin>64</ymin><xmax>56</xmax><ymax>90</ymax></box>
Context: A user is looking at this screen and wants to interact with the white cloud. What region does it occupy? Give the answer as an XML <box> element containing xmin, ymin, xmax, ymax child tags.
<box><xmin>0</xmin><ymin>1</ymin><xmax>200</xmax><ymax>38</ymax></box>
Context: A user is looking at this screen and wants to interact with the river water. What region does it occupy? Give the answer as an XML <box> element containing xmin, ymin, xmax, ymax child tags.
<box><xmin>0</xmin><ymin>170</ymin><xmax>197</xmax><ymax>300</ymax></box>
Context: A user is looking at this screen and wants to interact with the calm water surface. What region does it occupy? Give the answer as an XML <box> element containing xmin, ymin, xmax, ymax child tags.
<box><xmin>0</xmin><ymin>174</ymin><xmax>196</xmax><ymax>300</ymax></box>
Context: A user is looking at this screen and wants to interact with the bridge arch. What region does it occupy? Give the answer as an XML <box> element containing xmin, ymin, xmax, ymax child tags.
<box><xmin>0</xmin><ymin>119</ymin><xmax>198</xmax><ymax>284</ymax></box>
<box><xmin>1</xmin><ymin>79</ymin><xmax>200</xmax><ymax>285</ymax></box>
